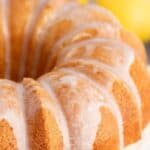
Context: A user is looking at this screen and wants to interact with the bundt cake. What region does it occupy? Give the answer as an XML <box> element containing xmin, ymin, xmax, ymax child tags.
<box><xmin>0</xmin><ymin>0</ymin><xmax>150</xmax><ymax>150</ymax></box>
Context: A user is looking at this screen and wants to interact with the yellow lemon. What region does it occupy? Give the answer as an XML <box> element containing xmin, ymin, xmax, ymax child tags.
<box><xmin>79</xmin><ymin>0</ymin><xmax>88</xmax><ymax>5</ymax></box>
<box><xmin>96</xmin><ymin>0</ymin><xmax>150</xmax><ymax>41</ymax></box>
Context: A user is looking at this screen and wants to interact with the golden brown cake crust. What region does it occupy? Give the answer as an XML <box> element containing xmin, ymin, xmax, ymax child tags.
<box><xmin>94</xmin><ymin>107</ymin><xmax>119</xmax><ymax>150</ymax></box>
<box><xmin>112</xmin><ymin>80</ymin><xmax>141</xmax><ymax>145</ymax></box>
<box><xmin>26</xmin><ymin>108</ymin><xmax>63</xmax><ymax>150</ymax></box>
<box><xmin>0</xmin><ymin>5</ymin><xmax>5</xmax><ymax>78</ymax></box>
<box><xmin>0</xmin><ymin>1</ymin><xmax>150</xmax><ymax>150</ymax></box>
<box><xmin>130</xmin><ymin>59</ymin><xmax>150</xmax><ymax>126</ymax></box>
<box><xmin>0</xmin><ymin>119</ymin><xmax>17</xmax><ymax>150</ymax></box>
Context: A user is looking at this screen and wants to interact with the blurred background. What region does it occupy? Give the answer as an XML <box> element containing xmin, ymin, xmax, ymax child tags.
<box><xmin>79</xmin><ymin>0</ymin><xmax>150</xmax><ymax>62</ymax></box>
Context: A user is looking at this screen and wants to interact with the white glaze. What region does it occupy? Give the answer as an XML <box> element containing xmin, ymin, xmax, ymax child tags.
<box><xmin>0</xmin><ymin>112</ymin><xmax>27</xmax><ymax>150</ymax></box>
<box><xmin>30</xmin><ymin>2</ymin><xmax>78</xmax><ymax>77</ymax></box>
<box><xmin>16</xmin><ymin>84</ymin><xmax>29</xmax><ymax>150</ymax></box>
<box><xmin>53</xmin><ymin>22</ymin><xmax>119</xmax><ymax>49</ymax></box>
<box><xmin>44</xmin><ymin>3</ymin><xmax>121</xmax><ymax>72</ymax></box>
<box><xmin>48</xmin><ymin>21</ymin><xmax>120</xmax><ymax>71</ymax></box>
<box><xmin>87</xmin><ymin>4</ymin><xmax>120</xmax><ymax>26</ymax></box>
<box><xmin>53</xmin><ymin>68</ymin><xmax>124</xmax><ymax>150</ymax></box>
<box><xmin>60</xmin><ymin>58</ymin><xmax>142</xmax><ymax>126</ymax></box>
<box><xmin>0</xmin><ymin>81</ymin><xmax>28</xmax><ymax>150</ymax></box>
<box><xmin>0</xmin><ymin>1</ymin><xmax>148</xmax><ymax>149</ymax></box>
<box><xmin>39</xmin><ymin>78</ymin><xmax>71</xmax><ymax>150</ymax></box>
<box><xmin>56</xmin><ymin>38</ymin><xmax>142</xmax><ymax>117</ymax></box>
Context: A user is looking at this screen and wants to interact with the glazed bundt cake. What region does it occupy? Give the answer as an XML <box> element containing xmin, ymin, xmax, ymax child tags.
<box><xmin>0</xmin><ymin>0</ymin><xmax>150</xmax><ymax>150</ymax></box>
